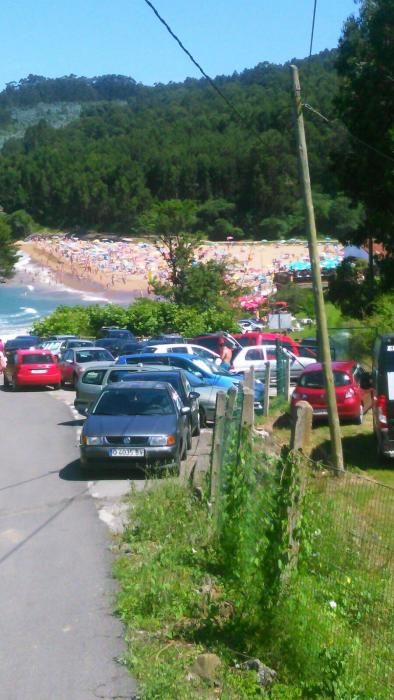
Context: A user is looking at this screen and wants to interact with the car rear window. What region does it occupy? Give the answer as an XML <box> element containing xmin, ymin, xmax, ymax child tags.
<box><xmin>299</xmin><ymin>370</ymin><xmax>352</xmax><ymax>388</ymax></box>
<box><xmin>21</xmin><ymin>353</ymin><xmax>54</xmax><ymax>364</ymax></box>
<box><xmin>82</xmin><ymin>369</ymin><xmax>107</xmax><ymax>385</ymax></box>
<box><xmin>107</xmin><ymin>370</ymin><xmax>143</xmax><ymax>383</ymax></box>
<box><xmin>76</xmin><ymin>350</ymin><xmax>112</xmax><ymax>362</ymax></box>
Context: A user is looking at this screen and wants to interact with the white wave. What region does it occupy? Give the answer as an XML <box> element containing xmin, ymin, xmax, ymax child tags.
<box><xmin>20</xmin><ymin>307</ymin><xmax>39</xmax><ymax>315</ymax></box>
<box><xmin>82</xmin><ymin>294</ymin><xmax>109</xmax><ymax>302</ymax></box>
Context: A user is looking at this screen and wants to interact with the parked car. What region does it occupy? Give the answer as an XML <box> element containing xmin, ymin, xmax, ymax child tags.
<box><xmin>372</xmin><ymin>334</ymin><xmax>394</xmax><ymax>458</ymax></box>
<box><xmin>291</xmin><ymin>361</ymin><xmax>373</xmax><ymax>424</ymax></box>
<box><xmin>3</xmin><ymin>349</ymin><xmax>62</xmax><ymax>390</ymax></box>
<box><xmin>75</xmin><ymin>365</ymin><xmax>201</xmax><ymax>441</ymax></box>
<box><xmin>79</xmin><ymin>381</ymin><xmax>190</xmax><ymax>472</ymax></box>
<box><xmin>182</xmin><ymin>369</ymin><xmax>265</xmax><ymax>424</ymax></box>
<box><xmin>232</xmin><ymin>332</ymin><xmax>301</xmax><ymax>355</ymax></box>
<box><xmin>231</xmin><ymin>345</ymin><xmax>316</xmax><ymax>384</ymax></box>
<box><xmin>189</xmin><ymin>332</ymin><xmax>242</xmax><ymax>356</ymax></box>
<box><xmin>116</xmin><ymin>352</ymin><xmax>264</xmax><ymax>423</ymax></box>
<box><xmin>5</xmin><ymin>335</ymin><xmax>42</xmax><ymax>352</ymax></box>
<box><xmin>58</xmin><ymin>347</ymin><xmax>114</xmax><ymax>387</ymax></box>
<box><xmin>140</xmin><ymin>343</ymin><xmax>221</xmax><ymax>363</ymax></box>
<box><xmin>237</xmin><ymin>319</ymin><xmax>264</xmax><ymax>332</ymax></box>
<box><xmin>116</xmin><ymin>352</ymin><xmax>240</xmax><ymax>387</ymax></box>
<box><xmin>94</xmin><ymin>337</ymin><xmax>146</xmax><ymax>359</ymax></box>
<box><xmin>97</xmin><ymin>327</ymin><xmax>136</xmax><ymax>341</ymax></box>
<box><xmin>60</xmin><ymin>338</ymin><xmax>94</xmax><ymax>353</ymax></box>
<box><xmin>298</xmin><ymin>337</ymin><xmax>337</xmax><ymax>360</ymax></box>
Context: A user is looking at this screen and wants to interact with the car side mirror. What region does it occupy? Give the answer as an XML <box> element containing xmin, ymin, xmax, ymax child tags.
<box><xmin>189</xmin><ymin>391</ymin><xmax>200</xmax><ymax>399</ymax></box>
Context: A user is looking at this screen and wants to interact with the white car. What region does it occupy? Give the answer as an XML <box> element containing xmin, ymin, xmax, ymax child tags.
<box><xmin>141</xmin><ymin>343</ymin><xmax>221</xmax><ymax>364</ymax></box>
<box><xmin>231</xmin><ymin>344</ymin><xmax>316</xmax><ymax>384</ymax></box>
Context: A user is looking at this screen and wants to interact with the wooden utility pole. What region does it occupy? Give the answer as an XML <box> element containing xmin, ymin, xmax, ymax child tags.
<box><xmin>290</xmin><ymin>65</ymin><xmax>344</xmax><ymax>471</ymax></box>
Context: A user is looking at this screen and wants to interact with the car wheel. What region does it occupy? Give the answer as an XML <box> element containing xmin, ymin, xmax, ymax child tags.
<box><xmin>199</xmin><ymin>407</ymin><xmax>207</xmax><ymax>428</ymax></box>
<box><xmin>3</xmin><ymin>373</ymin><xmax>9</xmax><ymax>389</ymax></box>
<box><xmin>187</xmin><ymin>426</ymin><xmax>192</xmax><ymax>450</ymax></box>
<box><xmin>354</xmin><ymin>403</ymin><xmax>364</xmax><ymax>425</ymax></box>
<box><xmin>193</xmin><ymin>411</ymin><xmax>201</xmax><ymax>436</ymax></box>
<box><xmin>181</xmin><ymin>439</ymin><xmax>187</xmax><ymax>461</ymax></box>
<box><xmin>71</xmin><ymin>373</ymin><xmax>78</xmax><ymax>389</ymax></box>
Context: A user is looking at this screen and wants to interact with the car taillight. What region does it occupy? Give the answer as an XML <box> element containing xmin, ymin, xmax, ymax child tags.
<box><xmin>377</xmin><ymin>394</ymin><xmax>388</xmax><ymax>428</ymax></box>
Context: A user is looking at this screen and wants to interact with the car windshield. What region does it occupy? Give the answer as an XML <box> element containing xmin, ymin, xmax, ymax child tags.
<box><xmin>193</xmin><ymin>358</ymin><xmax>232</xmax><ymax>377</ymax></box>
<box><xmin>92</xmin><ymin>388</ymin><xmax>174</xmax><ymax>416</ymax></box>
<box><xmin>76</xmin><ymin>350</ymin><xmax>112</xmax><ymax>363</ymax></box>
<box><xmin>21</xmin><ymin>353</ymin><xmax>54</xmax><ymax>364</ymax></box>
<box><xmin>299</xmin><ymin>370</ymin><xmax>352</xmax><ymax>388</ymax></box>
<box><xmin>68</xmin><ymin>340</ymin><xmax>93</xmax><ymax>348</ymax></box>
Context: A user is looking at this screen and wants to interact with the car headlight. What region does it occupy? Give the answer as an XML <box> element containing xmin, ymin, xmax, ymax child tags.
<box><xmin>81</xmin><ymin>435</ymin><xmax>105</xmax><ymax>445</ymax></box>
<box><xmin>148</xmin><ymin>435</ymin><xmax>176</xmax><ymax>446</ymax></box>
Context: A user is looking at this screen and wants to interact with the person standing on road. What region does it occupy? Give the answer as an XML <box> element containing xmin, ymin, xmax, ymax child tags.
<box><xmin>0</xmin><ymin>348</ymin><xmax>7</xmax><ymax>381</ymax></box>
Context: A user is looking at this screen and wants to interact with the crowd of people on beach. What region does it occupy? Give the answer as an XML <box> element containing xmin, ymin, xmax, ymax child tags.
<box><xmin>25</xmin><ymin>234</ymin><xmax>344</xmax><ymax>297</ymax></box>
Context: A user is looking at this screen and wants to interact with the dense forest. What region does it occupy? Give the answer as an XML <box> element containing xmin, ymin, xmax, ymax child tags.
<box><xmin>0</xmin><ymin>51</ymin><xmax>362</xmax><ymax>239</ymax></box>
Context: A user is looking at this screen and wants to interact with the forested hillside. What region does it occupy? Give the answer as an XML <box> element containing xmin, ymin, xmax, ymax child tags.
<box><xmin>0</xmin><ymin>51</ymin><xmax>360</xmax><ymax>238</ymax></box>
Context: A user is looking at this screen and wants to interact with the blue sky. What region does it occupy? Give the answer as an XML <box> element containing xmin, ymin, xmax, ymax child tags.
<box><xmin>2</xmin><ymin>0</ymin><xmax>359</xmax><ymax>90</ymax></box>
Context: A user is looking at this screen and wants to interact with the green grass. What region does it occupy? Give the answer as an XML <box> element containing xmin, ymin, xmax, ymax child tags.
<box><xmin>113</xmin><ymin>481</ymin><xmax>264</xmax><ymax>699</ymax></box>
<box><xmin>113</xmin><ymin>417</ymin><xmax>394</xmax><ymax>698</ymax></box>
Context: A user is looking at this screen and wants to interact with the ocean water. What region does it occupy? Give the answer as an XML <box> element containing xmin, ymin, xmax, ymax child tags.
<box><xmin>0</xmin><ymin>252</ymin><xmax>110</xmax><ymax>340</ymax></box>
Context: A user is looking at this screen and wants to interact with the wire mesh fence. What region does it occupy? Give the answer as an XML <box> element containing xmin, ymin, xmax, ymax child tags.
<box><xmin>303</xmin><ymin>464</ymin><xmax>394</xmax><ymax>695</ymax></box>
<box><xmin>209</xmin><ymin>386</ymin><xmax>394</xmax><ymax>696</ymax></box>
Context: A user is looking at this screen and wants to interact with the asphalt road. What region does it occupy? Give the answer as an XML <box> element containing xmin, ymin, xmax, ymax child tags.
<box><xmin>0</xmin><ymin>384</ymin><xmax>137</xmax><ymax>700</ymax></box>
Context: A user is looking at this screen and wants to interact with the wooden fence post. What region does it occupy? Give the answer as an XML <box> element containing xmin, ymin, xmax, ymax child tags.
<box><xmin>241</xmin><ymin>386</ymin><xmax>254</xmax><ymax>430</ymax></box>
<box><xmin>284</xmin><ymin>358</ymin><xmax>291</xmax><ymax>402</ymax></box>
<box><xmin>210</xmin><ymin>391</ymin><xmax>227</xmax><ymax>506</ymax></box>
<box><xmin>244</xmin><ymin>365</ymin><xmax>255</xmax><ymax>391</ymax></box>
<box><xmin>263</xmin><ymin>362</ymin><xmax>271</xmax><ymax>416</ymax></box>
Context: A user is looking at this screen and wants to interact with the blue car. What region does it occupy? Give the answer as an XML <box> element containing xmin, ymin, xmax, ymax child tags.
<box><xmin>116</xmin><ymin>353</ymin><xmax>265</xmax><ymax>422</ymax></box>
<box><xmin>116</xmin><ymin>352</ymin><xmax>238</xmax><ymax>387</ymax></box>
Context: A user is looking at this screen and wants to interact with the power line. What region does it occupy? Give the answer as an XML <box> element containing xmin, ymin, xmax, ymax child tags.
<box><xmin>303</xmin><ymin>102</ymin><xmax>394</xmax><ymax>165</ymax></box>
<box><xmin>308</xmin><ymin>0</ymin><xmax>318</xmax><ymax>60</ymax></box>
<box><xmin>142</xmin><ymin>0</ymin><xmax>249</xmax><ymax>130</ymax></box>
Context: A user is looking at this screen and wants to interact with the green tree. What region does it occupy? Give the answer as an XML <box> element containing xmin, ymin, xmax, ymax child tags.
<box><xmin>336</xmin><ymin>0</ymin><xmax>394</xmax><ymax>250</ymax></box>
<box><xmin>0</xmin><ymin>216</ymin><xmax>19</xmax><ymax>280</ymax></box>
<box><xmin>6</xmin><ymin>209</ymin><xmax>36</xmax><ymax>240</ymax></box>
<box><xmin>138</xmin><ymin>199</ymin><xmax>203</xmax><ymax>304</ymax></box>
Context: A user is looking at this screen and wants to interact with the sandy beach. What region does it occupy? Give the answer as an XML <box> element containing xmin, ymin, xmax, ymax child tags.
<box><xmin>19</xmin><ymin>235</ymin><xmax>343</xmax><ymax>300</ymax></box>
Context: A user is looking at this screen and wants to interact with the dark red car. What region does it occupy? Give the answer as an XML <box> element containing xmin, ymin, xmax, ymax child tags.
<box><xmin>291</xmin><ymin>361</ymin><xmax>373</xmax><ymax>424</ymax></box>
<box><xmin>232</xmin><ymin>332</ymin><xmax>303</xmax><ymax>356</ymax></box>
<box><xmin>3</xmin><ymin>349</ymin><xmax>62</xmax><ymax>390</ymax></box>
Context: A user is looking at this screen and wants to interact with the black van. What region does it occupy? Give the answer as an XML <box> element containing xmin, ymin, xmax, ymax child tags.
<box><xmin>372</xmin><ymin>334</ymin><xmax>394</xmax><ymax>458</ymax></box>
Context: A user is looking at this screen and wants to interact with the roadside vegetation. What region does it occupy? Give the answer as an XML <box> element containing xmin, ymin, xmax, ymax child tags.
<box><xmin>114</xmin><ymin>434</ymin><xmax>393</xmax><ymax>698</ymax></box>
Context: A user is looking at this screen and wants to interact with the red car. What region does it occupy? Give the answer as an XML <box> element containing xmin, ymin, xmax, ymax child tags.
<box><xmin>3</xmin><ymin>349</ymin><xmax>62</xmax><ymax>390</ymax></box>
<box><xmin>232</xmin><ymin>332</ymin><xmax>303</xmax><ymax>356</ymax></box>
<box><xmin>291</xmin><ymin>361</ymin><xmax>373</xmax><ymax>424</ymax></box>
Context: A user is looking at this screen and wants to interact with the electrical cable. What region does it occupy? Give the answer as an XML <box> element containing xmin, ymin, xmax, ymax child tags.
<box><xmin>308</xmin><ymin>0</ymin><xmax>318</xmax><ymax>61</ymax></box>
<box><xmin>303</xmin><ymin>103</ymin><xmax>394</xmax><ymax>165</ymax></box>
<box><xmin>142</xmin><ymin>0</ymin><xmax>266</xmax><ymax>146</ymax></box>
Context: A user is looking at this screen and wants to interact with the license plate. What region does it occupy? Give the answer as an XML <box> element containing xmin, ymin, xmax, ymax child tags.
<box><xmin>313</xmin><ymin>409</ymin><xmax>327</xmax><ymax>415</ymax></box>
<box><xmin>31</xmin><ymin>369</ymin><xmax>47</xmax><ymax>374</ymax></box>
<box><xmin>109</xmin><ymin>448</ymin><xmax>145</xmax><ymax>457</ymax></box>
